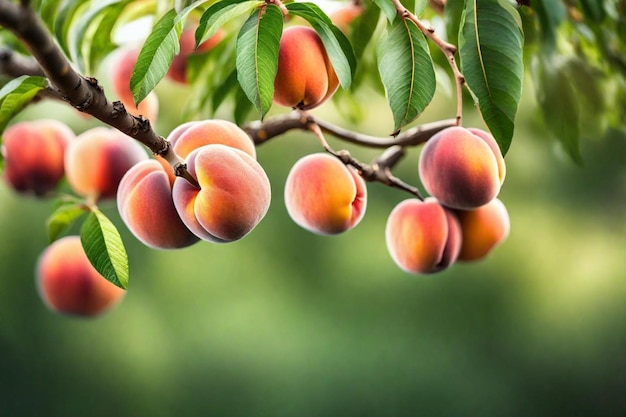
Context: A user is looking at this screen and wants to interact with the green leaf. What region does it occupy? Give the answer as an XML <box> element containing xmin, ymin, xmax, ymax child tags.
<box><xmin>71</xmin><ymin>0</ymin><xmax>132</xmax><ymax>74</ymax></box>
<box><xmin>130</xmin><ymin>1</ymin><xmax>209</xmax><ymax>105</ymax></box>
<box><xmin>54</xmin><ymin>0</ymin><xmax>88</xmax><ymax>58</ymax></box>
<box><xmin>459</xmin><ymin>0</ymin><xmax>524</xmax><ymax>155</ymax></box>
<box><xmin>532</xmin><ymin>0</ymin><xmax>565</xmax><ymax>49</ymax></box>
<box><xmin>351</xmin><ymin>3</ymin><xmax>381</xmax><ymax>61</ymax></box>
<box><xmin>286</xmin><ymin>2</ymin><xmax>357</xmax><ymax>89</ymax></box>
<box><xmin>579</xmin><ymin>0</ymin><xmax>606</xmax><ymax>23</ymax></box>
<box><xmin>235</xmin><ymin>4</ymin><xmax>283</xmax><ymax>119</ymax></box>
<box><xmin>372</xmin><ymin>0</ymin><xmax>397</xmax><ymax>22</ymax></box>
<box><xmin>80</xmin><ymin>209</ymin><xmax>129</xmax><ymax>290</ymax></box>
<box><xmin>444</xmin><ymin>0</ymin><xmax>465</xmax><ymax>46</ymax></box>
<box><xmin>377</xmin><ymin>17</ymin><xmax>435</xmax><ymax>132</ymax></box>
<box><xmin>0</xmin><ymin>76</ymin><xmax>48</xmax><ymax>134</ymax></box>
<box><xmin>196</xmin><ymin>0</ymin><xmax>263</xmax><ymax>46</ymax></box>
<box><xmin>533</xmin><ymin>56</ymin><xmax>582</xmax><ymax>165</ymax></box>
<box><xmin>211</xmin><ymin>69</ymin><xmax>239</xmax><ymax>113</ymax></box>
<box><xmin>38</xmin><ymin>0</ymin><xmax>64</xmax><ymax>31</ymax></box>
<box><xmin>46</xmin><ymin>203</ymin><xmax>87</xmax><ymax>242</ymax></box>
<box><xmin>234</xmin><ymin>83</ymin><xmax>254</xmax><ymax>125</ymax></box>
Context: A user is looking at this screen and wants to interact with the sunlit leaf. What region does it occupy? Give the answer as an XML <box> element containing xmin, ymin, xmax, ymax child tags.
<box><xmin>235</xmin><ymin>4</ymin><xmax>283</xmax><ymax>119</ymax></box>
<box><xmin>196</xmin><ymin>0</ymin><xmax>263</xmax><ymax>46</ymax></box>
<box><xmin>377</xmin><ymin>17</ymin><xmax>435</xmax><ymax>132</ymax></box>
<box><xmin>459</xmin><ymin>0</ymin><xmax>524</xmax><ymax>155</ymax></box>
<box><xmin>372</xmin><ymin>0</ymin><xmax>397</xmax><ymax>22</ymax></box>
<box><xmin>80</xmin><ymin>209</ymin><xmax>129</xmax><ymax>290</ymax></box>
<box><xmin>0</xmin><ymin>76</ymin><xmax>47</xmax><ymax>134</ymax></box>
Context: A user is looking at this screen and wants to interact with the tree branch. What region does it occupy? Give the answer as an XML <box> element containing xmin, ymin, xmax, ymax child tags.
<box><xmin>245</xmin><ymin>111</ymin><xmax>455</xmax><ymax>147</ymax></box>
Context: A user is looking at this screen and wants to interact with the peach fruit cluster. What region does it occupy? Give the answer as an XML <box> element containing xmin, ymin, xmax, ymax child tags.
<box><xmin>117</xmin><ymin>119</ymin><xmax>271</xmax><ymax>248</ymax></box>
<box><xmin>386</xmin><ymin>127</ymin><xmax>510</xmax><ymax>274</ymax></box>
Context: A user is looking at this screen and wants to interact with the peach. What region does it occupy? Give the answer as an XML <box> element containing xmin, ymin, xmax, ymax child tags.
<box><xmin>274</xmin><ymin>26</ymin><xmax>340</xmax><ymax>110</ymax></box>
<box><xmin>2</xmin><ymin>119</ymin><xmax>74</xmax><ymax>196</ymax></box>
<box><xmin>329</xmin><ymin>3</ymin><xmax>363</xmax><ymax>33</ymax></box>
<box><xmin>117</xmin><ymin>159</ymin><xmax>199</xmax><ymax>249</ymax></box>
<box><xmin>172</xmin><ymin>144</ymin><xmax>271</xmax><ymax>242</ymax></box>
<box><xmin>65</xmin><ymin>127</ymin><xmax>149</xmax><ymax>200</ymax></box>
<box><xmin>467</xmin><ymin>127</ymin><xmax>506</xmax><ymax>184</ymax></box>
<box><xmin>385</xmin><ymin>197</ymin><xmax>462</xmax><ymax>274</ymax></box>
<box><xmin>166</xmin><ymin>27</ymin><xmax>224</xmax><ymax>84</ymax></box>
<box><xmin>456</xmin><ymin>198</ymin><xmax>510</xmax><ymax>262</ymax></box>
<box><xmin>36</xmin><ymin>236</ymin><xmax>125</xmax><ymax>317</ymax></box>
<box><xmin>284</xmin><ymin>153</ymin><xmax>367</xmax><ymax>235</ymax></box>
<box><xmin>109</xmin><ymin>47</ymin><xmax>159</xmax><ymax>122</ymax></box>
<box><xmin>418</xmin><ymin>126</ymin><xmax>503</xmax><ymax>210</ymax></box>
<box><xmin>168</xmin><ymin>119</ymin><xmax>256</xmax><ymax>159</ymax></box>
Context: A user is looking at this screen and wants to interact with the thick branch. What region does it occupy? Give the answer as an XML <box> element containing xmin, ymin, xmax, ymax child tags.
<box><xmin>0</xmin><ymin>1</ymin><xmax>198</xmax><ymax>187</ymax></box>
<box><xmin>0</xmin><ymin>47</ymin><xmax>43</xmax><ymax>77</ymax></box>
<box><xmin>245</xmin><ymin>111</ymin><xmax>455</xmax><ymax>148</ymax></box>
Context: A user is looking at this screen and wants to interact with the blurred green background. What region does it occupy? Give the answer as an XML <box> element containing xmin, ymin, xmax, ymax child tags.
<box><xmin>1</xmin><ymin>72</ymin><xmax>625</xmax><ymax>416</ymax></box>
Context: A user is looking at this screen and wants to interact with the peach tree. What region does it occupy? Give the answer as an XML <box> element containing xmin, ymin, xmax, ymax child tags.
<box><xmin>0</xmin><ymin>0</ymin><xmax>624</xmax><ymax>316</ymax></box>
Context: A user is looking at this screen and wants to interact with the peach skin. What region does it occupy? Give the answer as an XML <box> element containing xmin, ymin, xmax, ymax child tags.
<box><xmin>284</xmin><ymin>153</ymin><xmax>367</xmax><ymax>235</ymax></box>
<box><xmin>274</xmin><ymin>26</ymin><xmax>339</xmax><ymax>110</ymax></box>
<box><xmin>169</xmin><ymin>119</ymin><xmax>256</xmax><ymax>159</ymax></box>
<box><xmin>456</xmin><ymin>198</ymin><xmax>510</xmax><ymax>262</ymax></box>
<box><xmin>418</xmin><ymin>126</ymin><xmax>502</xmax><ymax>210</ymax></box>
<box><xmin>172</xmin><ymin>144</ymin><xmax>271</xmax><ymax>242</ymax></box>
<box><xmin>117</xmin><ymin>159</ymin><xmax>199</xmax><ymax>249</ymax></box>
<box><xmin>36</xmin><ymin>236</ymin><xmax>125</xmax><ymax>317</ymax></box>
<box><xmin>2</xmin><ymin>119</ymin><xmax>74</xmax><ymax>196</ymax></box>
<box><xmin>385</xmin><ymin>197</ymin><xmax>462</xmax><ymax>274</ymax></box>
<box><xmin>64</xmin><ymin>127</ymin><xmax>148</xmax><ymax>200</ymax></box>
<box><xmin>109</xmin><ymin>46</ymin><xmax>159</xmax><ymax>121</ymax></box>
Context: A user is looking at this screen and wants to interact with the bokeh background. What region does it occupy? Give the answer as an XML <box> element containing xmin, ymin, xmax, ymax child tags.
<box><xmin>1</xmin><ymin>59</ymin><xmax>625</xmax><ymax>416</ymax></box>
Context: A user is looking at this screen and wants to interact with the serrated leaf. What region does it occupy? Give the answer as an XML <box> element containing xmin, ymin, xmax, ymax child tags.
<box><xmin>533</xmin><ymin>56</ymin><xmax>582</xmax><ymax>165</ymax></box>
<box><xmin>377</xmin><ymin>18</ymin><xmax>435</xmax><ymax>132</ymax></box>
<box><xmin>0</xmin><ymin>76</ymin><xmax>48</xmax><ymax>133</ymax></box>
<box><xmin>46</xmin><ymin>203</ymin><xmax>87</xmax><ymax>242</ymax></box>
<box><xmin>286</xmin><ymin>2</ymin><xmax>357</xmax><ymax>89</ymax></box>
<box><xmin>235</xmin><ymin>4</ymin><xmax>283</xmax><ymax>119</ymax></box>
<box><xmin>130</xmin><ymin>0</ymin><xmax>209</xmax><ymax>105</ymax></box>
<box><xmin>372</xmin><ymin>0</ymin><xmax>397</xmax><ymax>22</ymax></box>
<box><xmin>80</xmin><ymin>209</ymin><xmax>129</xmax><ymax>290</ymax></box>
<box><xmin>459</xmin><ymin>0</ymin><xmax>524</xmax><ymax>155</ymax></box>
<box><xmin>197</xmin><ymin>0</ymin><xmax>263</xmax><ymax>46</ymax></box>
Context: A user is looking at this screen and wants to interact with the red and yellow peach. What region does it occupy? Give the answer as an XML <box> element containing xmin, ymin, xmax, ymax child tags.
<box><xmin>117</xmin><ymin>159</ymin><xmax>199</xmax><ymax>249</ymax></box>
<box><xmin>36</xmin><ymin>236</ymin><xmax>125</xmax><ymax>317</ymax></box>
<box><xmin>2</xmin><ymin>119</ymin><xmax>74</xmax><ymax>196</ymax></box>
<box><xmin>385</xmin><ymin>198</ymin><xmax>462</xmax><ymax>274</ymax></box>
<box><xmin>274</xmin><ymin>26</ymin><xmax>339</xmax><ymax>110</ymax></box>
<box><xmin>456</xmin><ymin>198</ymin><xmax>510</xmax><ymax>262</ymax></box>
<box><xmin>172</xmin><ymin>144</ymin><xmax>271</xmax><ymax>242</ymax></box>
<box><xmin>168</xmin><ymin>119</ymin><xmax>256</xmax><ymax>159</ymax></box>
<box><xmin>64</xmin><ymin>127</ymin><xmax>148</xmax><ymax>200</ymax></box>
<box><xmin>284</xmin><ymin>153</ymin><xmax>367</xmax><ymax>235</ymax></box>
<box><xmin>418</xmin><ymin>126</ymin><xmax>504</xmax><ymax>210</ymax></box>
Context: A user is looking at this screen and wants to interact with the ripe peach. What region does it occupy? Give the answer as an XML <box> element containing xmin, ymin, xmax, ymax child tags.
<box><xmin>284</xmin><ymin>153</ymin><xmax>367</xmax><ymax>235</ymax></box>
<box><xmin>274</xmin><ymin>26</ymin><xmax>339</xmax><ymax>110</ymax></box>
<box><xmin>418</xmin><ymin>126</ymin><xmax>503</xmax><ymax>210</ymax></box>
<box><xmin>456</xmin><ymin>198</ymin><xmax>510</xmax><ymax>262</ymax></box>
<box><xmin>385</xmin><ymin>198</ymin><xmax>462</xmax><ymax>274</ymax></box>
<box><xmin>64</xmin><ymin>127</ymin><xmax>148</xmax><ymax>200</ymax></box>
<box><xmin>172</xmin><ymin>144</ymin><xmax>271</xmax><ymax>242</ymax></box>
<box><xmin>329</xmin><ymin>3</ymin><xmax>363</xmax><ymax>33</ymax></box>
<box><xmin>117</xmin><ymin>159</ymin><xmax>199</xmax><ymax>249</ymax></box>
<box><xmin>166</xmin><ymin>27</ymin><xmax>224</xmax><ymax>84</ymax></box>
<box><xmin>2</xmin><ymin>119</ymin><xmax>74</xmax><ymax>196</ymax></box>
<box><xmin>109</xmin><ymin>47</ymin><xmax>159</xmax><ymax>122</ymax></box>
<box><xmin>467</xmin><ymin>128</ymin><xmax>506</xmax><ymax>184</ymax></box>
<box><xmin>168</xmin><ymin>119</ymin><xmax>256</xmax><ymax>159</ymax></box>
<box><xmin>36</xmin><ymin>236</ymin><xmax>125</xmax><ymax>317</ymax></box>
